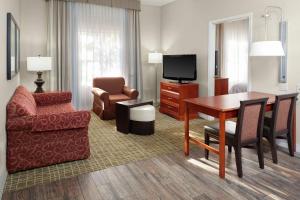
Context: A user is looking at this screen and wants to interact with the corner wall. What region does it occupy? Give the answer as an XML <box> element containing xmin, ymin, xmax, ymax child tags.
<box><xmin>0</xmin><ymin>0</ymin><xmax>21</xmax><ymax>197</ymax></box>
<box><xmin>140</xmin><ymin>5</ymin><xmax>162</xmax><ymax>101</ymax></box>
<box><xmin>20</xmin><ymin>0</ymin><xmax>48</xmax><ymax>92</ymax></box>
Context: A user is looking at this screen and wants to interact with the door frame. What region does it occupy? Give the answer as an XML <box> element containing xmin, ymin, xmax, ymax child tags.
<box><xmin>207</xmin><ymin>13</ymin><xmax>254</xmax><ymax>96</ymax></box>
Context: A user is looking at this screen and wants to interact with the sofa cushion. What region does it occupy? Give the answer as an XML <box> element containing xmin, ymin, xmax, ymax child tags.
<box><xmin>7</xmin><ymin>86</ymin><xmax>37</xmax><ymax>118</ymax></box>
<box><xmin>37</xmin><ymin>103</ymin><xmax>75</xmax><ymax>115</ymax></box>
<box><xmin>109</xmin><ymin>94</ymin><xmax>130</xmax><ymax>105</ymax></box>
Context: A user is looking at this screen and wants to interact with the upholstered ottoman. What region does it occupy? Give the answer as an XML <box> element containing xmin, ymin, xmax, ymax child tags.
<box><xmin>130</xmin><ymin>105</ymin><xmax>155</xmax><ymax>135</ymax></box>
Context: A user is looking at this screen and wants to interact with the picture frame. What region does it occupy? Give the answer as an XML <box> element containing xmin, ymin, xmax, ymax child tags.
<box><xmin>7</xmin><ymin>13</ymin><xmax>20</xmax><ymax>80</ymax></box>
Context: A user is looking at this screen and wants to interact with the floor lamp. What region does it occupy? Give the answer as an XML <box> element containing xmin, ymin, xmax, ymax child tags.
<box><xmin>148</xmin><ymin>52</ymin><xmax>163</xmax><ymax>105</ymax></box>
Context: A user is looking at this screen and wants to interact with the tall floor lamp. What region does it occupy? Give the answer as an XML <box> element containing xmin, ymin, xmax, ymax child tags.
<box><xmin>148</xmin><ymin>52</ymin><xmax>163</xmax><ymax>105</ymax></box>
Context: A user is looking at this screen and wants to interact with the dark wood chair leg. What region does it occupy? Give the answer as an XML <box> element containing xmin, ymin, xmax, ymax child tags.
<box><xmin>256</xmin><ymin>141</ymin><xmax>264</xmax><ymax>169</ymax></box>
<box><xmin>228</xmin><ymin>145</ymin><xmax>232</xmax><ymax>153</ymax></box>
<box><xmin>204</xmin><ymin>132</ymin><xmax>209</xmax><ymax>159</ymax></box>
<box><xmin>269</xmin><ymin>136</ymin><xmax>278</xmax><ymax>164</ymax></box>
<box><xmin>234</xmin><ymin>146</ymin><xmax>243</xmax><ymax>178</ymax></box>
<box><xmin>287</xmin><ymin>132</ymin><xmax>294</xmax><ymax>157</ymax></box>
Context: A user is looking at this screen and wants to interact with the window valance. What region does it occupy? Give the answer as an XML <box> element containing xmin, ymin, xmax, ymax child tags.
<box><xmin>46</xmin><ymin>0</ymin><xmax>141</xmax><ymax>11</ymax></box>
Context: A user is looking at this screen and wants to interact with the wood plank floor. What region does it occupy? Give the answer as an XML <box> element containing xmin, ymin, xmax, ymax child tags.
<box><xmin>2</xmin><ymin>147</ymin><xmax>300</xmax><ymax>200</ymax></box>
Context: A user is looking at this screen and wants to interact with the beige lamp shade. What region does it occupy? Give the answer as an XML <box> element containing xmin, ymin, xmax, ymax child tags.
<box><xmin>250</xmin><ymin>41</ymin><xmax>285</xmax><ymax>57</ymax></box>
<box><xmin>27</xmin><ymin>57</ymin><xmax>52</xmax><ymax>72</ymax></box>
<box><xmin>148</xmin><ymin>52</ymin><xmax>163</xmax><ymax>64</ymax></box>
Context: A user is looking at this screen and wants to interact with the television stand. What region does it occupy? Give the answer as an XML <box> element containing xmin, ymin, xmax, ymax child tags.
<box><xmin>160</xmin><ymin>82</ymin><xmax>199</xmax><ymax>120</ymax></box>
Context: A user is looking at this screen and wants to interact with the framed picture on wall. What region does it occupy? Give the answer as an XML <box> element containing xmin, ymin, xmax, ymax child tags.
<box><xmin>7</xmin><ymin>13</ymin><xmax>20</xmax><ymax>80</ymax></box>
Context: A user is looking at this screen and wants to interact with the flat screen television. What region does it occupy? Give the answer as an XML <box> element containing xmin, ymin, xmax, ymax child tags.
<box><xmin>163</xmin><ymin>54</ymin><xmax>197</xmax><ymax>83</ymax></box>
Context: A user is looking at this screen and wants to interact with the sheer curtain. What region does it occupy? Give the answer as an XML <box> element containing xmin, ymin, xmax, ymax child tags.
<box><xmin>70</xmin><ymin>3</ymin><xmax>128</xmax><ymax>109</ymax></box>
<box><xmin>221</xmin><ymin>19</ymin><xmax>249</xmax><ymax>93</ymax></box>
<box><xmin>48</xmin><ymin>1</ymin><xmax>142</xmax><ymax>110</ymax></box>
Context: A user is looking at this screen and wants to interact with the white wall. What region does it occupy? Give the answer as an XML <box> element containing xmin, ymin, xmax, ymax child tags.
<box><xmin>161</xmin><ymin>0</ymin><xmax>300</xmax><ymax>151</ymax></box>
<box><xmin>0</xmin><ymin>0</ymin><xmax>21</xmax><ymax>197</ymax></box>
<box><xmin>20</xmin><ymin>0</ymin><xmax>48</xmax><ymax>92</ymax></box>
<box><xmin>140</xmin><ymin>5</ymin><xmax>162</xmax><ymax>101</ymax></box>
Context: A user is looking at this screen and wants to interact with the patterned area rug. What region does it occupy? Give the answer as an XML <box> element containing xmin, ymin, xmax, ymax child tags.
<box><xmin>4</xmin><ymin>111</ymin><xmax>212</xmax><ymax>192</ymax></box>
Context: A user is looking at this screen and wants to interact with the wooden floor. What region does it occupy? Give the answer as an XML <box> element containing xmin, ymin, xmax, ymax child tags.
<box><xmin>2</xmin><ymin>147</ymin><xmax>300</xmax><ymax>200</ymax></box>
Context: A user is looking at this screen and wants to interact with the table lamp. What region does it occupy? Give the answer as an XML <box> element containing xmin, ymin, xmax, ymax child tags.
<box><xmin>148</xmin><ymin>52</ymin><xmax>163</xmax><ymax>105</ymax></box>
<box><xmin>27</xmin><ymin>56</ymin><xmax>52</xmax><ymax>93</ymax></box>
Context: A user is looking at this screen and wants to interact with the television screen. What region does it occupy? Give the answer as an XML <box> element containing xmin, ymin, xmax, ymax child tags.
<box><xmin>163</xmin><ymin>54</ymin><xmax>197</xmax><ymax>82</ymax></box>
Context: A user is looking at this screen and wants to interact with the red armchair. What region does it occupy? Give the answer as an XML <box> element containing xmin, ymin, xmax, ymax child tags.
<box><xmin>6</xmin><ymin>86</ymin><xmax>91</xmax><ymax>173</ymax></box>
<box><xmin>92</xmin><ymin>77</ymin><xmax>139</xmax><ymax>120</ymax></box>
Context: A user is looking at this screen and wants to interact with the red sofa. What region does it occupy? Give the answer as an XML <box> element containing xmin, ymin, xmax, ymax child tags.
<box><xmin>6</xmin><ymin>86</ymin><xmax>91</xmax><ymax>173</ymax></box>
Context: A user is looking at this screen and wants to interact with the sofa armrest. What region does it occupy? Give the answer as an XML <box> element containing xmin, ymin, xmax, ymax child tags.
<box><xmin>33</xmin><ymin>92</ymin><xmax>72</xmax><ymax>106</ymax></box>
<box><xmin>32</xmin><ymin>111</ymin><xmax>91</xmax><ymax>132</ymax></box>
<box><xmin>6</xmin><ymin>116</ymin><xmax>34</xmax><ymax>131</ymax></box>
<box><xmin>92</xmin><ymin>88</ymin><xmax>109</xmax><ymax>105</ymax></box>
<box><xmin>123</xmin><ymin>86</ymin><xmax>139</xmax><ymax>99</ymax></box>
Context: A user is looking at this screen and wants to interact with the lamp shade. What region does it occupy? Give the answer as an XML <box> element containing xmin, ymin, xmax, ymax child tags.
<box><xmin>250</xmin><ymin>41</ymin><xmax>285</xmax><ymax>57</ymax></box>
<box><xmin>148</xmin><ymin>53</ymin><xmax>163</xmax><ymax>64</ymax></box>
<box><xmin>27</xmin><ymin>57</ymin><xmax>52</xmax><ymax>72</ymax></box>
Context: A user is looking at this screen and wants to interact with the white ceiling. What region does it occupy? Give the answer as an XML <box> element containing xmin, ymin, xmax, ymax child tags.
<box><xmin>141</xmin><ymin>0</ymin><xmax>176</xmax><ymax>6</ymax></box>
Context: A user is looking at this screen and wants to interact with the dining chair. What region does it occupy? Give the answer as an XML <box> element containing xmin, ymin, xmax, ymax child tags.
<box><xmin>204</xmin><ymin>98</ymin><xmax>268</xmax><ymax>178</ymax></box>
<box><xmin>263</xmin><ymin>93</ymin><xmax>298</xmax><ymax>164</ymax></box>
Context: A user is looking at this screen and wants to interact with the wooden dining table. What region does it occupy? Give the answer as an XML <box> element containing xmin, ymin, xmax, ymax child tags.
<box><xmin>184</xmin><ymin>91</ymin><xmax>296</xmax><ymax>179</ymax></box>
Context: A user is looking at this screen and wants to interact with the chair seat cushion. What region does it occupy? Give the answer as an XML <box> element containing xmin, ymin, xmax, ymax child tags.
<box><xmin>204</xmin><ymin>121</ymin><xmax>236</xmax><ymax>136</ymax></box>
<box><xmin>37</xmin><ymin>103</ymin><xmax>75</xmax><ymax>115</ymax></box>
<box><xmin>130</xmin><ymin>105</ymin><xmax>155</xmax><ymax>122</ymax></box>
<box><xmin>109</xmin><ymin>94</ymin><xmax>130</xmax><ymax>105</ymax></box>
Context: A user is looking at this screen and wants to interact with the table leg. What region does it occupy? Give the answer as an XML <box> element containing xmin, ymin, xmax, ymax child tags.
<box><xmin>219</xmin><ymin>112</ymin><xmax>226</xmax><ymax>179</ymax></box>
<box><xmin>184</xmin><ymin>104</ymin><xmax>190</xmax><ymax>156</ymax></box>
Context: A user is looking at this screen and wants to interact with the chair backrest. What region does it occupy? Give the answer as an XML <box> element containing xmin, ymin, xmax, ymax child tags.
<box><xmin>93</xmin><ymin>77</ymin><xmax>125</xmax><ymax>95</ymax></box>
<box><xmin>271</xmin><ymin>93</ymin><xmax>298</xmax><ymax>133</ymax></box>
<box><xmin>235</xmin><ymin>98</ymin><xmax>268</xmax><ymax>145</ymax></box>
<box><xmin>7</xmin><ymin>85</ymin><xmax>37</xmax><ymax>118</ymax></box>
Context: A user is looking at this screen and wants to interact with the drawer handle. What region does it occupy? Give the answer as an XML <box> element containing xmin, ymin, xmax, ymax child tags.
<box><xmin>167</xmin><ymin>106</ymin><xmax>173</xmax><ymax>109</ymax></box>
<box><xmin>168</xmin><ymin>97</ymin><xmax>172</xmax><ymax>100</ymax></box>
<box><xmin>167</xmin><ymin>87</ymin><xmax>172</xmax><ymax>90</ymax></box>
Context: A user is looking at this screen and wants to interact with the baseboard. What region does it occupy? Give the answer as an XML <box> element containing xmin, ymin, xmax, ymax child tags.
<box><xmin>0</xmin><ymin>169</ymin><xmax>7</xmax><ymax>198</ymax></box>
<box><xmin>277</xmin><ymin>139</ymin><xmax>300</xmax><ymax>158</ymax></box>
<box><xmin>296</xmin><ymin>144</ymin><xmax>300</xmax><ymax>158</ymax></box>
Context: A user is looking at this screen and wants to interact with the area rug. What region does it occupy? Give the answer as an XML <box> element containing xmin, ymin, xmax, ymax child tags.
<box><xmin>4</xmin><ymin>111</ymin><xmax>212</xmax><ymax>192</ymax></box>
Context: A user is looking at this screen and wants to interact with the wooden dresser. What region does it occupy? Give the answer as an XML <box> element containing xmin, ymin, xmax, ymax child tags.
<box><xmin>159</xmin><ymin>82</ymin><xmax>199</xmax><ymax>120</ymax></box>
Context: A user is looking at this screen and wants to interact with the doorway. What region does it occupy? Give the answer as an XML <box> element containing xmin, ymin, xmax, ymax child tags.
<box><xmin>208</xmin><ymin>13</ymin><xmax>253</xmax><ymax>96</ymax></box>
